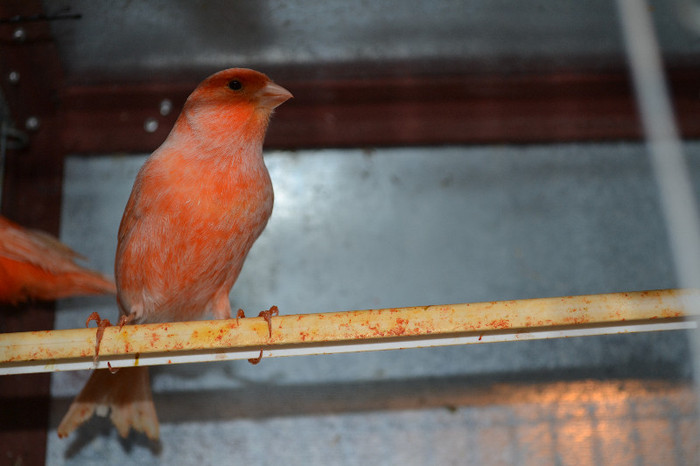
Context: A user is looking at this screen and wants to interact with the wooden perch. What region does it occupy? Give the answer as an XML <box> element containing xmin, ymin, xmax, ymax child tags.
<box><xmin>1</xmin><ymin>289</ymin><xmax>698</xmax><ymax>375</ymax></box>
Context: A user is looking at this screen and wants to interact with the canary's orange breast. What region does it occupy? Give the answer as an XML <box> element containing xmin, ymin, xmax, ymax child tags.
<box><xmin>115</xmin><ymin>145</ymin><xmax>273</xmax><ymax>323</ymax></box>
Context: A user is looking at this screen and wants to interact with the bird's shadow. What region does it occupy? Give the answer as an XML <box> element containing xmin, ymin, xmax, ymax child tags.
<box><xmin>64</xmin><ymin>415</ymin><xmax>162</xmax><ymax>459</ymax></box>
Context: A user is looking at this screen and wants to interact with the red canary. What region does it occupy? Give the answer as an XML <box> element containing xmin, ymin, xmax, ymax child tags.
<box><xmin>0</xmin><ymin>215</ymin><xmax>115</xmax><ymax>303</ymax></box>
<box><xmin>58</xmin><ymin>68</ymin><xmax>292</xmax><ymax>440</ymax></box>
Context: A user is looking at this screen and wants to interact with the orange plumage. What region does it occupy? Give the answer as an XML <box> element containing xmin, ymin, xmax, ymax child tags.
<box><xmin>0</xmin><ymin>215</ymin><xmax>115</xmax><ymax>303</ymax></box>
<box><xmin>58</xmin><ymin>68</ymin><xmax>292</xmax><ymax>440</ymax></box>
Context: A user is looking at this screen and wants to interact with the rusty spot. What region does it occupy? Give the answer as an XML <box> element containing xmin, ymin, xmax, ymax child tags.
<box><xmin>488</xmin><ymin>319</ymin><xmax>511</xmax><ymax>329</ymax></box>
<box><xmin>563</xmin><ymin>316</ymin><xmax>589</xmax><ymax>325</ymax></box>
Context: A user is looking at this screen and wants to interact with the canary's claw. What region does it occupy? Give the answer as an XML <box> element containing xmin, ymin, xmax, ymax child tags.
<box><xmin>248</xmin><ymin>349</ymin><xmax>264</xmax><ymax>365</ymax></box>
<box><xmin>118</xmin><ymin>313</ymin><xmax>134</xmax><ymax>330</ymax></box>
<box><xmin>85</xmin><ymin>311</ymin><xmax>110</xmax><ymax>329</ymax></box>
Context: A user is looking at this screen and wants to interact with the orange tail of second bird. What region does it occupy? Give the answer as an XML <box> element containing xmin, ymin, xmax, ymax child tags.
<box><xmin>0</xmin><ymin>215</ymin><xmax>116</xmax><ymax>303</ymax></box>
<box><xmin>57</xmin><ymin>366</ymin><xmax>159</xmax><ymax>440</ymax></box>
<box><xmin>0</xmin><ymin>257</ymin><xmax>116</xmax><ymax>303</ymax></box>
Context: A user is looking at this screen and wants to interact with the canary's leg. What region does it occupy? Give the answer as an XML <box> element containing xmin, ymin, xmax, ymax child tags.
<box><xmin>210</xmin><ymin>288</ymin><xmax>232</xmax><ymax>320</ymax></box>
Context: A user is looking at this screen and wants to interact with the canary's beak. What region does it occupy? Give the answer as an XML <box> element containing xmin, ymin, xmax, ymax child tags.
<box><xmin>259</xmin><ymin>81</ymin><xmax>293</xmax><ymax>109</ymax></box>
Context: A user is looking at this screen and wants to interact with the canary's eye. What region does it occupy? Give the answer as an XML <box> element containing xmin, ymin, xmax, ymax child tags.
<box><xmin>228</xmin><ymin>80</ymin><xmax>243</xmax><ymax>91</ymax></box>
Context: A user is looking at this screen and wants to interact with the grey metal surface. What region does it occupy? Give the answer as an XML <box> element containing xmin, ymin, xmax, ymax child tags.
<box><xmin>46</xmin><ymin>143</ymin><xmax>696</xmax><ymax>464</ymax></box>
<box><xmin>42</xmin><ymin>0</ymin><xmax>700</xmax><ymax>83</ymax></box>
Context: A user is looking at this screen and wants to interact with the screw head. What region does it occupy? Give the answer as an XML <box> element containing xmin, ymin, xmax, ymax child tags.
<box><xmin>12</xmin><ymin>27</ymin><xmax>26</xmax><ymax>42</ymax></box>
<box><xmin>7</xmin><ymin>71</ymin><xmax>20</xmax><ymax>84</ymax></box>
<box><xmin>144</xmin><ymin>117</ymin><xmax>158</xmax><ymax>133</ymax></box>
<box><xmin>25</xmin><ymin>116</ymin><xmax>40</xmax><ymax>131</ymax></box>
<box><xmin>159</xmin><ymin>99</ymin><xmax>172</xmax><ymax>116</ymax></box>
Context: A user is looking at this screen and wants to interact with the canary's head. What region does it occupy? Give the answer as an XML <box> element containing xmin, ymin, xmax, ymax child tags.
<box><xmin>180</xmin><ymin>68</ymin><xmax>292</xmax><ymax>147</ymax></box>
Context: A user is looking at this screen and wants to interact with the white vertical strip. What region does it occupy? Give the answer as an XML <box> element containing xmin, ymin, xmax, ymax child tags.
<box><xmin>616</xmin><ymin>0</ymin><xmax>700</xmax><ymax>389</ymax></box>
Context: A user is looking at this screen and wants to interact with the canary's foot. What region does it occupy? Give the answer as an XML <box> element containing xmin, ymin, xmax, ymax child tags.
<box><xmin>235</xmin><ymin>306</ymin><xmax>278</xmax><ymax>336</ymax></box>
<box><xmin>85</xmin><ymin>312</ymin><xmax>135</xmax><ymax>368</ymax></box>
<box><xmin>241</xmin><ymin>306</ymin><xmax>279</xmax><ymax>365</ymax></box>
<box><xmin>86</xmin><ymin>312</ymin><xmax>113</xmax><ymax>366</ymax></box>
<box><xmin>107</xmin><ymin>315</ymin><xmax>134</xmax><ymax>374</ymax></box>
<box><xmin>258</xmin><ymin>305</ymin><xmax>279</xmax><ymax>338</ymax></box>
<box><xmin>238</xmin><ymin>309</ymin><xmax>264</xmax><ymax>365</ymax></box>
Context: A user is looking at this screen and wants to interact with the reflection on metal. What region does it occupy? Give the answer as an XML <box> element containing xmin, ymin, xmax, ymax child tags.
<box><xmin>2</xmin><ymin>289</ymin><xmax>697</xmax><ymax>375</ymax></box>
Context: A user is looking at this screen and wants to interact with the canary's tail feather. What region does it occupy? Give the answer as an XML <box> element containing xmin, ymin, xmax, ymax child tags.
<box><xmin>58</xmin><ymin>366</ymin><xmax>159</xmax><ymax>440</ymax></box>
